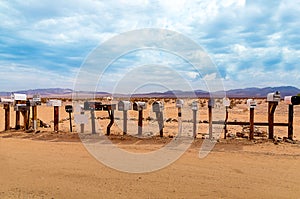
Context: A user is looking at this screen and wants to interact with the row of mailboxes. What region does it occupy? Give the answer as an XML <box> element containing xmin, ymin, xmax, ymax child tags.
<box><xmin>83</xmin><ymin>102</ymin><xmax>116</xmax><ymax>111</ymax></box>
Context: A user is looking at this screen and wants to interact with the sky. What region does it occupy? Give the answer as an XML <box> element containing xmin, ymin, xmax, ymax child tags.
<box><xmin>0</xmin><ymin>0</ymin><xmax>300</xmax><ymax>93</ymax></box>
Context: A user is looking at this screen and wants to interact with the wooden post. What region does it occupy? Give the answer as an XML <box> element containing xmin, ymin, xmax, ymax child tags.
<box><xmin>156</xmin><ymin>112</ymin><xmax>164</xmax><ymax>137</ymax></box>
<box><xmin>178</xmin><ymin>107</ymin><xmax>182</xmax><ymax>136</ymax></box>
<box><xmin>268</xmin><ymin>102</ymin><xmax>277</xmax><ymax>139</ymax></box>
<box><xmin>106</xmin><ymin>109</ymin><xmax>114</xmax><ymax>136</ymax></box>
<box><xmin>249</xmin><ymin>107</ymin><xmax>254</xmax><ymax>140</ymax></box>
<box><xmin>91</xmin><ymin>110</ymin><xmax>96</xmax><ymax>134</ymax></box>
<box><xmin>288</xmin><ymin>105</ymin><xmax>294</xmax><ymax>140</ymax></box>
<box><xmin>224</xmin><ymin>106</ymin><xmax>228</xmax><ymax>139</ymax></box>
<box><xmin>192</xmin><ymin>109</ymin><xmax>197</xmax><ymax>138</ymax></box>
<box><xmin>208</xmin><ymin>105</ymin><xmax>213</xmax><ymax>139</ymax></box>
<box><xmin>32</xmin><ymin>106</ymin><xmax>38</xmax><ymax>131</ymax></box>
<box><xmin>69</xmin><ymin>112</ymin><xmax>72</xmax><ymax>132</ymax></box>
<box><xmin>4</xmin><ymin>104</ymin><xmax>10</xmax><ymax>131</ymax></box>
<box><xmin>15</xmin><ymin>110</ymin><xmax>20</xmax><ymax>130</ymax></box>
<box><xmin>22</xmin><ymin>111</ymin><xmax>29</xmax><ymax>130</ymax></box>
<box><xmin>138</xmin><ymin>110</ymin><xmax>143</xmax><ymax>136</ymax></box>
<box><xmin>123</xmin><ymin>110</ymin><xmax>127</xmax><ymax>135</ymax></box>
<box><xmin>54</xmin><ymin>106</ymin><xmax>59</xmax><ymax>132</ymax></box>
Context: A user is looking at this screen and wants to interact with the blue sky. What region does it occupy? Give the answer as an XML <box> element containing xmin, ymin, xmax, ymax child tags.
<box><xmin>0</xmin><ymin>0</ymin><xmax>300</xmax><ymax>92</ymax></box>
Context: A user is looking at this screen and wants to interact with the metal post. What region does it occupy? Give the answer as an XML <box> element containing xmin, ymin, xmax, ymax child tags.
<box><xmin>54</xmin><ymin>106</ymin><xmax>59</xmax><ymax>132</ymax></box>
<box><xmin>156</xmin><ymin>112</ymin><xmax>164</xmax><ymax>137</ymax></box>
<box><xmin>268</xmin><ymin>102</ymin><xmax>277</xmax><ymax>139</ymax></box>
<box><xmin>288</xmin><ymin>104</ymin><xmax>294</xmax><ymax>140</ymax></box>
<box><xmin>32</xmin><ymin>106</ymin><xmax>37</xmax><ymax>131</ymax></box>
<box><xmin>208</xmin><ymin>105</ymin><xmax>213</xmax><ymax>139</ymax></box>
<box><xmin>106</xmin><ymin>110</ymin><xmax>114</xmax><ymax>136</ymax></box>
<box><xmin>123</xmin><ymin>110</ymin><xmax>128</xmax><ymax>135</ymax></box>
<box><xmin>91</xmin><ymin>110</ymin><xmax>96</xmax><ymax>134</ymax></box>
<box><xmin>249</xmin><ymin>107</ymin><xmax>254</xmax><ymax>140</ymax></box>
<box><xmin>192</xmin><ymin>109</ymin><xmax>197</xmax><ymax>138</ymax></box>
<box><xmin>4</xmin><ymin>104</ymin><xmax>10</xmax><ymax>131</ymax></box>
<box><xmin>138</xmin><ymin>110</ymin><xmax>143</xmax><ymax>136</ymax></box>
<box><xmin>224</xmin><ymin>106</ymin><xmax>228</xmax><ymax>139</ymax></box>
<box><xmin>178</xmin><ymin>107</ymin><xmax>182</xmax><ymax>136</ymax></box>
<box><xmin>69</xmin><ymin>112</ymin><xmax>72</xmax><ymax>132</ymax></box>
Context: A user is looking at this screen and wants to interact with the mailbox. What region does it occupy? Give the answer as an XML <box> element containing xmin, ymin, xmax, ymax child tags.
<box><xmin>223</xmin><ymin>97</ymin><xmax>230</xmax><ymax>107</ymax></box>
<box><xmin>32</xmin><ymin>94</ymin><xmax>41</xmax><ymax>106</ymax></box>
<box><xmin>208</xmin><ymin>98</ymin><xmax>215</xmax><ymax>107</ymax></box>
<box><xmin>267</xmin><ymin>91</ymin><xmax>281</xmax><ymax>102</ymax></box>
<box><xmin>83</xmin><ymin>101</ymin><xmax>102</xmax><ymax>110</ymax></box>
<box><xmin>118</xmin><ymin>101</ymin><xmax>131</xmax><ymax>111</ymax></box>
<box><xmin>133</xmin><ymin>101</ymin><xmax>147</xmax><ymax>111</ymax></box>
<box><xmin>65</xmin><ymin>105</ymin><xmax>73</xmax><ymax>113</ymax></box>
<box><xmin>11</xmin><ymin>93</ymin><xmax>27</xmax><ymax>101</ymax></box>
<box><xmin>47</xmin><ymin>100</ymin><xmax>62</xmax><ymax>107</ymax></box>
<box><xmin>14</xmin><ymin>104</ymin><xmax>30</xmax><ymax>111</ymax></box>
<box><xmin>176</xmin><ymin>99</ymin><xmax>184</xmax><ymax>108</ymax></box>
<box><xmin>284</xmin><ymin>96</ymin><xmax>300</xmax><ymax>105</ymax></box>
<box><xmin>247</xmin><ymin>99</ymin><xmax>257</xmax><ymax>109</ymax></box>
<box><xmin>0</xmin><ymin>98</ymin><xmax>14</xmax><ymax>104</ymax></box>
<box><xmin>102</xmin><ymin>104</ymin><xmax>116</xmax><ymax>111</ymax></box>
<box><xmin>152</xmin><ymin>101</ymin><xmax>164</xmax><ymax>112</ymax></box>
<box><xmin>191</xmin><ymin>101</ymin><xmax>198</xmax><ymax>111</ymax></box>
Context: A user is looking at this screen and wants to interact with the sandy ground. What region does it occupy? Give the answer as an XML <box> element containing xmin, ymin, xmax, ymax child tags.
<box><xmin>0</xmin><ymin>99</ymin><xmax>300</xmax><ymax>198</ymax></box>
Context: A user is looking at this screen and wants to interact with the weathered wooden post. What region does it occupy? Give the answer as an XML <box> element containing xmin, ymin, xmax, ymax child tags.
<box><xmin>267</xmin><ymin>91</ymin><xmax>281</xmax><ymax>139</ymax></box>
<box><xmin>133</xmin><ymin>102</ymin><xmax>147</xmax><ymax>136</ymax></box>
<box><xmin>11</xmin><ymin>93</ymin><xmax>27</xmax><ymax>130</ymax></box>
<box><xmin>47</xmin><ymin>100</ymin><xmax>62</xmax><ymax>132</ymax></box>
<box><xmin>152</xmin><ymin>101</ymin><xmax>164</xmax><ymax>137</ymax></box>
<box><xmin>176</xmin><ymin>99</ymin><xmax>184</xmax><ymax>137</ymax></box>
<box><xmin>118</xmin><ymin>101</ymin><xmax>131</xmax><ymax>135</ymax></box>
<box><xmin>247</xmin><ymin>99</ymin><xmax>257</xmax><ymax>140</ymax></box>
<box><xmin>208</xmin><ymin>98</ymin><xmax>215</xmax><ymax>139</ymax></box>
<box><xmin>0</xmin><ymin>98</ymin><xmax>14</xmax><ymax>131</ymax></box>
<box><xmin>222</xmin><ymin>98</ymin><xmax>230</xmax><ymax>139</ymax></box>
<box><xmin>191</xmin><ymin>101</ymin><xmax>198</xmax><ymax>138</ymax></box>
<box><xmin>65</xmin><ymin>105</ymin><xmax>73</xmax><ymax>132</ymax></box>
<box><xmin>284</xmin><ymin>96</ymin><xmax>300</xmax><ymax>140</ymax></box>
<box><xmin>102</xmin><ymin>104</ymin><xmax>116</xmax><ymax>136</ymax></box>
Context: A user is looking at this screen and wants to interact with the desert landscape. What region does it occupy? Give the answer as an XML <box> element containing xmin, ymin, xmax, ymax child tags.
<box><xmin>0</xmin><ymin>97</ymin><xmax>300</xmax><ymax>198</ymax></box>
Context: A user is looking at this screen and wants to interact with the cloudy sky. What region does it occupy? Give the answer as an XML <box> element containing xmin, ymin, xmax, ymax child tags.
<box><xmin>0</xmin><ymin>0</ymin><xmax>299</xmax><ymax>93</ymax></box>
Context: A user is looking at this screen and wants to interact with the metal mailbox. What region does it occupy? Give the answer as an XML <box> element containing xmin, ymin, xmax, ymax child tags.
<box><xmin>247</xmin><ymin>99</ymin><xmax>257</xmax><ymax>109</ymax></box>
<box><xmin>133</xmin><ymin>101</ymin><xmax>147</xmax><ymax>111</ymax></box>
<box><xmin>267</xmin><ymin>91</ymin><xmax>281</xmax><ymax>102</ymax></box>
<box><xmin>65</xmin><ymin>105</ymin><xmax>73</xmax><ymax>113</ymax></box>
<box><xmin>14</xmin><ymin>104</ymin><xmax>30</xmax><ymax>111</ymax></box>
<box><xmin>32</xmin><ymin>94</ymin><xmax>41</xmax><ymax>106</ymax></box>
<box><xmin>191</xmin><ymin>101</ymin><xmax>198</xmax><ymax>111</ymax></box>
<box><xmin>0</xmin><ymin>98</ymin><xmax>14</xmax><ymax>104</ymax></box>
<box><xmin>11</xmin><ymin>93</ymin><xmax>27</xmax><ymax>101</ymax></box>
<box><xmin>208</xmin><ymin>98</ymin><xmax>215</xmax><ymax>107</ymax></box>
<box><xmin>47</xmin><ymin>100</ymin><xmax>62</xmax><ymax>107</ymax></box>
<box><xmin>152</xmin><ymin>101</ymin><xmax>164</xmax><ymax>112</ymax></box>
<box><xmin>83</xmin><ymin>101</ymin><xmax>102</xmax><ymax>110</ymax></box>
<box><xmin>176</xmin><ymin>99</ymin><xmax>184</xmax><ymax>108</ymax></box>
<box><xmin>223</xmin><ymin>97</ymin><xmax>230</xmax><ymax>107</ymax></box>
<box><xmin>118</xmin><ymin>101</ymin><xmax>131</xmax><ymax>111</ymax></box>
<box><xmin>284</xmin><ymin>96</ymin><xmax>300</xmax><ymax>105</ymax></box>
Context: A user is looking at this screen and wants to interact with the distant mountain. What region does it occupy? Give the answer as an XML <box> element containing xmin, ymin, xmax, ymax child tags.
<box><xmin>0</xmin><ymin>86</ymin><xmax>299</xmax><ymax>98</ymax></box>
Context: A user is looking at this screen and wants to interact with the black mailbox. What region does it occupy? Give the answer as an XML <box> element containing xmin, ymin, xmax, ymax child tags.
<box><xmin>102</xmin><ymin>104</ymin><xmax>116</xmax><ymax>111</ymax></box>
<box><xmin>291</xmin><ymin>96</ymin><xmax>300</xmax><ymax>105</ymax></box>
<box><xmin>65</xmin><ymin>105</ymin><xmax>73</xmax><ymax>113</ymax></box>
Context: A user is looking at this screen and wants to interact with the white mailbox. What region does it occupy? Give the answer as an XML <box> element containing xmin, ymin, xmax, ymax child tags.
<box><xmin>176</xmin><ymin>99</ymin><xmax>184</xmax><ymax>108</ymax></box>
<box><xmin>133</xmin><ymin>101</ymin><xmax>147</xmax><ymax>111</ymax></box>
<box><xmin>11</xmin><ymin>93</ymin><xmax>27</xmax><ymax>101</ymax></box>
<box><xmin>0</xmin><ymin>98</ymin><xmax>14</xmax><ymax>104</ymax></box>
<box><xmin>152</xmin><ymin>101</ymin><xmax>164</xmax><ymax>112</ymax></box>
<box><xmin>47</xmin><ymin>100</ymin><xmax>62</xmax><ymax>107</ymax></box>
<box><xmin>14</xmin><ymin>104</ymin><xmax>30</xmax><ymax>111</ymax></box>
<box><xmin>247</xmin><ymin>99</ymin><xmax>257</xmax><ymax>109</ymax></box>
<box><xmin>191</xmin><ymin>101</ymin><xmax>198</xmax><ymax>111</ymax></box>
<box><xmin>118</xmin><ymin>101</ymin><xmax>132</xmax><ymax>111</ymax></box>
<box><xmin>223</xmin><ymin>97</ymin><xmax>230</xmax><ymax>107</ymax></box>
<box><xmin>267</xmin><ymin>91</ymin><xmax>281</xmax><ymax>102</ymax></box>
